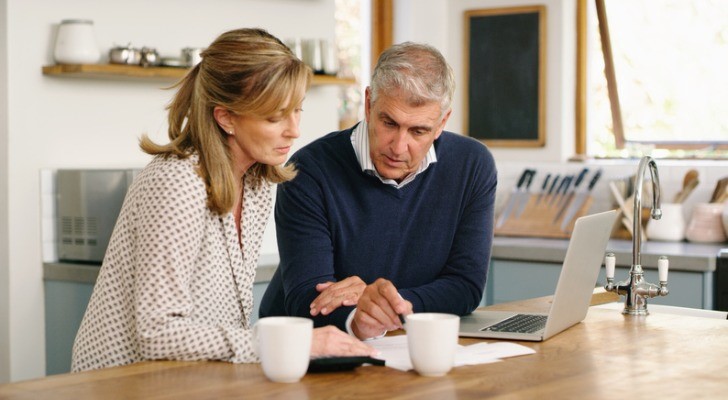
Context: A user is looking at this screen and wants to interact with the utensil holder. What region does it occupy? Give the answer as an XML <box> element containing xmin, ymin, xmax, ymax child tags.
<box><xmin>686</xmin><ymin>203</ymin><xmax>727</xmax><ymax>243</ymax></box>
<box><xmin>646</xmin><ymin>203</ymin><xmax>686</xmax><ymax>241</ymax></box>
<box><xmin>494</xmin><ymin>194</ymin><xmax>594</xmax><ymax>239</ymax></box>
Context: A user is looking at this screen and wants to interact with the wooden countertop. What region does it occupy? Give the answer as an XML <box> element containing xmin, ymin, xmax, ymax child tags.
<box><xmin>2</xmin><ymin>290</ymin><xmax>726</xmax><ymax>399</ymax></box>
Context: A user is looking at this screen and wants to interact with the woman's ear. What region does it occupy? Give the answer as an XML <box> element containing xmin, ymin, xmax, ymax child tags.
<box><xmin>213</xmin><ymin>106</ymin><xmax>233</xmax><ymax>133</ymax></box>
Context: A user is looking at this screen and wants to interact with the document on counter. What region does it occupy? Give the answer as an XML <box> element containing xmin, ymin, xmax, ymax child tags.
<box><xmin>367</xmin><ymin>335</ymin><xmax>536</xmax><ymax>372</ymax></box>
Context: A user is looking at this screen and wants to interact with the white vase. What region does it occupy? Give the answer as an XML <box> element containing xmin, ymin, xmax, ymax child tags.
<box><xmin>54</xmin><ymin>19</ymin><xmax>101</xmax><ymax>64</ymax></box>
<box><xmin>646</xmin><ymin>203</ymin><xmax>686</xmax><ymax>241</ymax></box>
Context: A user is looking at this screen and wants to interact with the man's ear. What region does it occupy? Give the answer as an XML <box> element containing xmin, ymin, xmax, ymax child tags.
<box><xmin>434</xmin><ymin>108</ymin><xmax>452</xmax><ymax>140</ymax></box>
<box><xmin>213</xmin><ymin>106</ymin><xmax>233</xmax><ymax>133</ymax></box>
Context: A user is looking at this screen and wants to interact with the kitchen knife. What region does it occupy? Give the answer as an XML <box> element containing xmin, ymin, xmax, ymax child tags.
<box><xmin>553</xmin><ymin>168</ymin><xmax>589</xmax><ymax>223</ymax></box>
<box><xmin>513</xmin><ymin>169</ymin><xmax>537</xmax><ymax>218</ymax></box>
<box><xmin>543</xmin><ymin>174</ymin><xmax>561</xmax><ymax>205</ymax></box>
<box><xmin>549</xmin><ymin>175</ymin><xmax>573</xmax><ymax>207</ymax></box>
<box><xmin>534</xmin><ymin>173</ymin><xmax>552</xmax><ymax>205</ymax></box>
<box><xmin>560</xmin><ymin>169</ymin><xmax>603</xmax><ymax>230</ymax></box>
<box><xmin>496</xmin><ymin>169</ymin><xmax>535</xmax><ymax>228</ymax></box>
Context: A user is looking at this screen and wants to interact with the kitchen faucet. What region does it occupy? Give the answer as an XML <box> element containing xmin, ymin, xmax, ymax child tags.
<box><xmin>605</xmin><ymin>156</ymin><xmax>669</xmax><ymax>315</ymax></box>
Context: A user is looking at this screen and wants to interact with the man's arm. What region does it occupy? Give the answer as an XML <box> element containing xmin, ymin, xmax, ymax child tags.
<box><xmin>274</xmin><ymin>165</ymin><xmax>353</xmax><ymax>330</ymax></box>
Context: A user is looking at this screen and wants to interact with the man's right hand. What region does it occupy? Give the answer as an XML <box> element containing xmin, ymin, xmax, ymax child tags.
<box><xmin>351</xmin><ymin>278</ymin><xmax>413</xmax><ymax>340</ymax></box>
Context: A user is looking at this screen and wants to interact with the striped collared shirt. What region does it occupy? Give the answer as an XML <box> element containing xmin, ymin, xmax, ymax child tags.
<box><xmin>350</xmin><ymin>121</ymin><xmax>437</xmax><ymax>189</ymax></box>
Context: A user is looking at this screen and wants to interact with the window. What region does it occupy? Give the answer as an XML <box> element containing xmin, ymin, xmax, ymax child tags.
<box><xmin>335</xmin><ymin>0</ymin><xmax>391</xmax><ymax>129</ymax></box>
<box><xmin>580</xmin><ymin>0</ymin><xmax>728</xmax><ymax>159</ymax></box>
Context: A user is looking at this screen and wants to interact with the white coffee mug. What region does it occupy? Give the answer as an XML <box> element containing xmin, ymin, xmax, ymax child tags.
<box><xmin>406</xmin><ymin>313</ymin><xmax>460</xmax><ymax>377</ymax></box>
<box><xmin>255</xmin><ymin>316</ymin><xmax>313</xmax><ymax>383</ymax></box>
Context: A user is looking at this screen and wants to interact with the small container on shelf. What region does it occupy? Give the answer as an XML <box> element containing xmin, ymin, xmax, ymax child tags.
<box><xmin>54</xmin><ymin>19</ymin><xmax>101</xmax><ymax>65</ymax></box>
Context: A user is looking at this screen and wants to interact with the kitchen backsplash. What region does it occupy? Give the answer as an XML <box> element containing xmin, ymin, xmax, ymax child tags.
<box><xmin>41</xmin><ymin>159</ymin><xmax>728</xmax><ymax>264</ymax></box>
<box><xmin>494</xmin><ymin>159</ymin><xmax>728</xmax><ymax>223</ymax></box>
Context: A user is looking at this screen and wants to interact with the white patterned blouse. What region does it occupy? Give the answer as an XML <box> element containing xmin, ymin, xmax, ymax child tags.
<box><xmin>71</xmin><ymin>153</ymin><xmax>271</xmax><ymax>372</ymax></box>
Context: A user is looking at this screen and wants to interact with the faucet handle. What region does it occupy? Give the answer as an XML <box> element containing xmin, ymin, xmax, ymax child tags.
<box><xmin>658</xmin><ymin>256</ymin><xmax>669</xmax><ymax>283</ymax></box>
<box><xmin>605</xmin><ymin>253</ymin><xmax>616</xmax><ymax>280</ymax></box>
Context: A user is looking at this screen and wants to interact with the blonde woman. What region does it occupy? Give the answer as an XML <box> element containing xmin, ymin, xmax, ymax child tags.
<box><xmin>72</xmin><ymin>28</ymin><xmax>375</xmax><ymax>372</ymax></box>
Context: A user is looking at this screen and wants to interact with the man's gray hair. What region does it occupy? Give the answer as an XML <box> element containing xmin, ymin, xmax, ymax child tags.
<box><xmin>369</xmin><ymin>42</ymin><xmax>455</xmax><ymax>117</ymax></box>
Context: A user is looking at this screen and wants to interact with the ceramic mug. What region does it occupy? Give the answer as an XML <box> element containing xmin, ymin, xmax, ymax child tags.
<box><xmin>406</xmin><ymin>313</ymin><xmax>460</xmax><ymax>377</ymax></box>
<box><xmin>685</xmin><ymin>203</ymin><xmax>727</xmax><ymax>243</ymax></box>
<box><xmin>255</xmin><ymin>316</ymin><xmax>312</xmax><ymax>383</ymax></box>
<box><xmin>646</xmin><ymin>203</ymin><xmax>686</xmax><ymax>241</ymax></box>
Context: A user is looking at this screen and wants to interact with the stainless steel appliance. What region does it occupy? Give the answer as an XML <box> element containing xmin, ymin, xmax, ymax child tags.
<box><xmin>56</xmin><ymin>169</ymin><xmax>138</xmax><ymax>264</ymax></box>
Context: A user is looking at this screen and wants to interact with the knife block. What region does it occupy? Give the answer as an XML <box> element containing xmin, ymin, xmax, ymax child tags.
<box><xmin>494</xmin><ymin>194</ymin><xmax>594</xmax><ymax>239</ymax></box>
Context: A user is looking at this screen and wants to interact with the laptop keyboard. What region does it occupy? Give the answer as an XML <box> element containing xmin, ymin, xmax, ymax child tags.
<box><xmin>481</xmin><ymin>314</ymin><xmax>548</xmax><ymax>333</ymax></box>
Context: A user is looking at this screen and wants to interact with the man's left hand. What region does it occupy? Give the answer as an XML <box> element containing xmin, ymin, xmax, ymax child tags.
<box><xmin>310</xmin><ymin>276</ymin><xmax>366</xmax><ymax>316</ymax></box>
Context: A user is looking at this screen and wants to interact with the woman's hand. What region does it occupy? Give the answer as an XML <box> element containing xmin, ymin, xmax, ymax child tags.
<box><xmin>310</xmin><ymin>326</ymin><xmax>379</xmax><ymax>358</ymax></box>
<box><xmin>310</xmin><ymin>276</ymin><xmax>366</xmax><ymax>316</ymax></box>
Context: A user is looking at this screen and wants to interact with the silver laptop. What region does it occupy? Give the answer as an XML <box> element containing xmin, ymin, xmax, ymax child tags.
<box><xmin>460</xmin><ymin>209</ymin><xmax>619</xmax><ymax>341</ymax></box>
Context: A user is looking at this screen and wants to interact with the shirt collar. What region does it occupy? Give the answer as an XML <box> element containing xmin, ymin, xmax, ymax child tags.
<box><xmin>350</xmin><ymin>120</ymin><xmax>437</xmax><ymax>189</ymax></box>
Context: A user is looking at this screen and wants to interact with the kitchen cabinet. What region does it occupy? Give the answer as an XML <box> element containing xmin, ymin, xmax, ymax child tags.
<box><xmin>44</xmin><ymin>279</ymin><xmax>94</xmax><ymax>375</ymax></box>
<box><xmin>44</xmin><ymin>239</ymin><xmax>721</xmax><ymax>375</ymax></box>
<box><xmin>42</xmin><ymin>64</ymin><xmax>356</xmax><ymax>86</ymax></box>
<box><xmin>43</xmin><ymin>260</ymin><xmax>277</xmax><ymax>376</ymax></box>
<box><xmin>485</xmin><ymin>259</ymin><xmax>709</xmax><ymax>309</ymax></box>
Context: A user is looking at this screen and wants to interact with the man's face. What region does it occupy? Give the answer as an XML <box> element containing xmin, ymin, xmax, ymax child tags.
<box><xmin>364</xmin><ymin>88</ymin><xmax>451</xmax><ymax>183</ymax></box>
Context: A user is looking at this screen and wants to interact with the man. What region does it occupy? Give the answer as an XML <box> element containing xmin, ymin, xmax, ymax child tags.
<box><xmin>259</xmin><ymin>42</ymin><xmax>497</xmax><ymax>340</ymax></box>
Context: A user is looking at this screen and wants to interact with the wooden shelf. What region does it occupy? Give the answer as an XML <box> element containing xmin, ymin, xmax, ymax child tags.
<box><xmin>42</xmin><ymin>64</ymin><xmax>356</xmax><ymax>86</ymax></box>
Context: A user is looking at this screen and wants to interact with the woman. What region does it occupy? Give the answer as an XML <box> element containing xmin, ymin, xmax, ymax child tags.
<box><xmin>71</xmin><ymin>28</ymin><xmax>376</xmax><ymax>372</ymax></box>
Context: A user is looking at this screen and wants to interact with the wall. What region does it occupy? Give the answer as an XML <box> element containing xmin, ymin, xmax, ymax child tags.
<box><xmin>0</xmin><ymin>0</ymin><xmax>11</xmax><ymax>383</ymax></box>
<box><xmin>393</xmin><ymin>0</ymin><xmax>576</xmax><ymax>163</ymax></box>
<box><xmin>0</xmin><ymin>0</ymin><xmax>339</xmax><ymax>382</ymax></box>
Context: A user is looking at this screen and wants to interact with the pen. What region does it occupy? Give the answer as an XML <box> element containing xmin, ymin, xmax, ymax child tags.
<box><xmin>399</xmin><ymin>314</ymin><xmax>407</xmax><ymax>329</ymax></box>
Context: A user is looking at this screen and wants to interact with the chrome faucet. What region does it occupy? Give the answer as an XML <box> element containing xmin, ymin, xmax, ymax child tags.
<box><xmin>605</xmin><ymin>156</ymin><xmax>669</xmax><ymax>315</ymax></box>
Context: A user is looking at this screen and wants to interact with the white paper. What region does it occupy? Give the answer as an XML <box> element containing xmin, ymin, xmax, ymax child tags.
<box><xmin>367</xmin><ymin>335</ymin><xmax>535</xmax><ymax>372</ymax></box>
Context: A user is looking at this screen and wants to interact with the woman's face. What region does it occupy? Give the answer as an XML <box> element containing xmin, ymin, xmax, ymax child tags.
<box><xmin>221</xmin><ymin>98</ymin><xmax>303</xmax><ymax>172</ymax></box>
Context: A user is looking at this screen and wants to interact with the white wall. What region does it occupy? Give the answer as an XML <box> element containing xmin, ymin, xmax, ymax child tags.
<box><xmin>393</xmin><ymin>0</ymin><xmax>577</xmax><ymax>163</ymax></box>
<box><xmin>0</xmin><ymin>0</ymin><xmax>339</xmax><ymax>382</ymax></box>
<box><xmin>1</xmin><ymin>0</ymin><xmax>11</xmax><ymax>383</ymax></box>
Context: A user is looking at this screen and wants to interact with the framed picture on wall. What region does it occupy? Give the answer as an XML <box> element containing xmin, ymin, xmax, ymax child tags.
<box><xmin>464</xmin><ymin>6</ymin><xmax>546</xmax><ymax>147</ymax></box>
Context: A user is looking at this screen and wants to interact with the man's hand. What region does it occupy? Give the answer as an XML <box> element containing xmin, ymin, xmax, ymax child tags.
<box><xmin>351</xmin><ymin>278</ymin><xmax>413</xmax><ymax>340</ymax></box>
<box><xmin>310</xmin><ymin>276</ymin><xmax>366</xmax><ymax>316</ymax></box>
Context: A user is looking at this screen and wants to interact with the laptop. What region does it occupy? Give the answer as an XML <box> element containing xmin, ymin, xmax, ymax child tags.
<box><xmin>460</xmin><ymin>209</ymin><xmax>619</xmax><ymax>341</ymax></box>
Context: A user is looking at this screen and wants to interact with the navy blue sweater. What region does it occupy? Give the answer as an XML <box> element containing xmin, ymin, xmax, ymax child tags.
<box><xmin>259</xmin><ymin>127</ymin><xmax>498</xmax><ymax>330</ymax></box>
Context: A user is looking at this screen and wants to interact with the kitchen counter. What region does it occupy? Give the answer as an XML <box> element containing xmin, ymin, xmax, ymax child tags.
<box><xmin>43</xmin><ymin>253</ymin><xmax>280</xmax><ymax>284</ymax></box>
<box><xmin>493</xmin><ymin>237</ymin><xmax>725</xmax><ymax>272</ymax></box>
<box><xmin>44</xmin><ymin>238</ymin><xmax>725</xmax><ymax>285</ymax></box>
